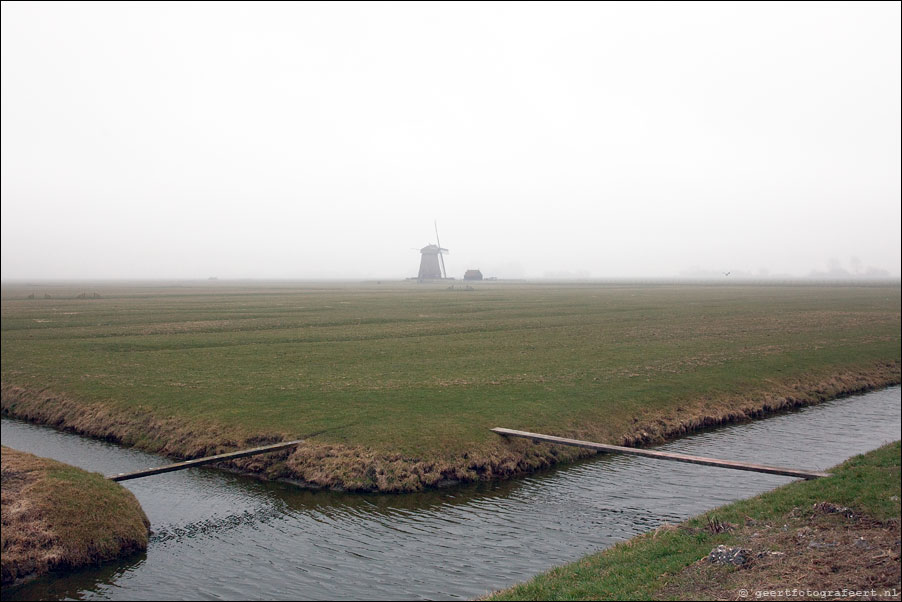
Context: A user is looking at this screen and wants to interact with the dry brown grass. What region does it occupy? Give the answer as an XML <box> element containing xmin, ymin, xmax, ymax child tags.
<box><xmin>1</xmin><ymin>447</ymin><xmax>149</xmax><ymax>587</ymax></box>
<box><xmin>658</xmin><ymin>508</ymin><xmax>901</xmax><ymax>600</ymax></box>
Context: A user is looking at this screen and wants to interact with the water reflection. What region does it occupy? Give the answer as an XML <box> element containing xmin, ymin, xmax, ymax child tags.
<box><xmin>2</xmin><ymin>386</ymin><xmax>899</xmax><ymax>601</ymax></box>
<box><xmin>3</xmin><ymin>552</ymin><xmax>147</xmax><ymax>602</ymax></box>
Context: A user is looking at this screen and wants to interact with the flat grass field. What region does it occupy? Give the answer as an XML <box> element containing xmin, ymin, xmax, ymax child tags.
<box><xmin>1</xmin><ymin>281</ymin><xmax>899</xmax><ymax>490</ymax></box>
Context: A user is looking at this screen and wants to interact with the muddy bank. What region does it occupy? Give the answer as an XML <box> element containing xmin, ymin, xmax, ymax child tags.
<box><xmin>656</xmin><ymin>505</ymin><xmax>901</xmax><ymax>601</ymax></box>
<box><xmin>1</xmin><ymin>447</ymin><xmax>150</xmax><ymax>588</ymax></box>
<box><xmin>1</xmin><ymin>361</ymin><xmax>899</xmax><ymax>493</ymax></box>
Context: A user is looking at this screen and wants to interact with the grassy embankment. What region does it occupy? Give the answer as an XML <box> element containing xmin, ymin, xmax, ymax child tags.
<box><xmin>1</xmin><ymin>446</ymin><xmax>150</xmax><ymax>587</ymax></box>
<box><xmin>1</xmin><ymin>282</ymin><xmax>899</xmax><ymax>491</ymax></box>
<box><xmin>485</xmin><ymin>441</ymin><xmax>902</xmax><ymax>601</ymax></box>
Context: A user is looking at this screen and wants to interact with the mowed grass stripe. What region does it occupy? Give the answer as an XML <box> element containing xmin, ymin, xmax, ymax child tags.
<box><xmin>2</xmin><ymin>283</ymin><xmax>899</xmax><ymax>481</ymax></box>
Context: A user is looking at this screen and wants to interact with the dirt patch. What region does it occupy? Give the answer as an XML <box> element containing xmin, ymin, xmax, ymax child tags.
<box><xmin>659</xmin><ymin>506</ymin><xmax>901</xmax><ymax>601</ymax></box>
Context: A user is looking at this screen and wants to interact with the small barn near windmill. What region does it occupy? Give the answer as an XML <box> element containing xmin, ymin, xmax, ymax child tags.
<box><xmin>464</xmin><ymin>269</ymin><xmax>483</xmax><ymax>281</ymax></box>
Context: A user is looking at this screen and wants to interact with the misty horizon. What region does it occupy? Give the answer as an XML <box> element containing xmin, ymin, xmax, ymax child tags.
<box><xmin>2</xmin><ymin>2</ymin><xmax>900</xmax><ymax>281</ymax></box>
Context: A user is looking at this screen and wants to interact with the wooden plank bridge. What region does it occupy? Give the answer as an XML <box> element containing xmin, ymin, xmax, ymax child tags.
<box><xmin>107</xmin><ymin>440</ymin><xmax>303</xmax><ymax>482</ymax></box>
<box><xmin>106</xmin><ymin>429</ymin><xmax>830</xmax><ymax>483</ymax></box>
<box><xmin>491</xmin><ymin>427</ymin><xmax>830</xmax><ymax>480</ymax></box>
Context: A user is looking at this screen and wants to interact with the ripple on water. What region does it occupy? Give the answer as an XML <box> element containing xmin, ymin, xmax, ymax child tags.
<box><xmin>1</xmin><ymin>386</ymin><xmax>899</xmax><ymax>601</ymax></box>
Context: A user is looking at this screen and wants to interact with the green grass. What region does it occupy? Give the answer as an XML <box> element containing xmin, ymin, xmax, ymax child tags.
<box><xmin>485</xmin><ymin>441</ymin><xmax>902</xmax><ymax>600</ymax></box>
<box><xmin>1</xmin><ymin>282</ymin><xmax>899</xmax><ymax>478</ymax></box>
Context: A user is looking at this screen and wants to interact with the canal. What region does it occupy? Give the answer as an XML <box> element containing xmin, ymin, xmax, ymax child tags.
<box><xmin>2</xmin><ymin>386</ymin><xmax>899</xmax><ymax>600</ymax></box>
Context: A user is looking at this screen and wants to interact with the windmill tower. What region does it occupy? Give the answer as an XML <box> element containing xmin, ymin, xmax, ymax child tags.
<box><xmin>417</xmin><ymin>222</ymin><xmax>449</xmax><ymax>280</ymax></box>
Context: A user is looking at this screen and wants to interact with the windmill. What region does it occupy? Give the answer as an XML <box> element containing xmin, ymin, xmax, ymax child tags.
<box><xmin>417</xmin><ymin>221</ymin><xmax>449</xmax><ymax>280</ymax></box>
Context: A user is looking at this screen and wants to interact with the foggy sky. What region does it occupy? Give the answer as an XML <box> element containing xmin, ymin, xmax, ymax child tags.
<box><xmin>2</xmin><ymin>1</ymin><xmax>900</xmax><ymax>281</ymax></box>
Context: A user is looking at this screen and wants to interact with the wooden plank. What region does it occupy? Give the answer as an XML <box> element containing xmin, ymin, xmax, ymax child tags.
<box><xmin>491</xmin><ymin>428</ymin><xmax>831</xmax><ymax>480</ymax></box>
<box><xmin>107</xmin><ymin>440</ymin><xmax>303</xmax><ymax>482</ymax></box>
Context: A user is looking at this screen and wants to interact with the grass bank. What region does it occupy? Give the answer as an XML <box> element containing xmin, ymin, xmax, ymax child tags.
<box><xmin>485</xmin><ymin>441</ymin><xmax>902</xmax><ymax>600</ymax></box>
<box><xmin>1</xmin><ymin>446</ymin><xmax>150</xmax><ymax>588</ymax></box>
<box><xmin>2</xmin><ymin>282</ymin><xmax>899</xmax><ymax>491</ymax></box>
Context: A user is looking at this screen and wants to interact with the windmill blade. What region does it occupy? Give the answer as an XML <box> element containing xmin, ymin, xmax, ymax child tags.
<box><xmin>434</xmin><ymin>220</ymin><xmax>447</xmax><ymax>279</ymax></box>
<box><xmin>438</xmin><ymin>250</ymin><xmax>447</xmax><ymax>279</ymax></box>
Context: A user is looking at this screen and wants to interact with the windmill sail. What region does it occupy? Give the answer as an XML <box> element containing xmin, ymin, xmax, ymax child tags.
<box><xmin>435</xmin><ymin>221</ymin><xmax>447</xmax><ymax>279</ymax></box>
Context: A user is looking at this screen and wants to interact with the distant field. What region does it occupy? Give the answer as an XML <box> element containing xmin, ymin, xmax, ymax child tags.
<box><xmin>1</xmin><ymin>282</ymin><xmax>899</xmax><ymax>490</ymax></box>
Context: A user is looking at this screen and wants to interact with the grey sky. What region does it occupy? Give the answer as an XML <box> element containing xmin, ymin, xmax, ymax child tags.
<box><xmin>2</xmin><ymin>1</ymin><xmax>900</xmax><ymax>280</ymax></box>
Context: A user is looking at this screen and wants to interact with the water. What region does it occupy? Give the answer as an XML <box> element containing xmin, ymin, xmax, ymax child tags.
<box><xmin>2</xmin><ymin>387</ymin><xmax>899</xmax><ymax>601</ymax></box>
